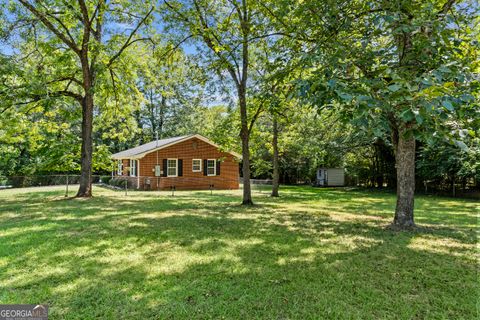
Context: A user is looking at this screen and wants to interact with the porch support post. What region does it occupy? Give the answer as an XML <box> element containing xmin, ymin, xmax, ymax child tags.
<box><xmin>137</xmin><ymin>159</ymin><xmax>140</xmax><ymax>190</ymax></box>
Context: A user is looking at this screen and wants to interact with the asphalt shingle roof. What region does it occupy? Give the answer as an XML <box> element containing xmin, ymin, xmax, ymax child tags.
<box><xmin>111</xmin><ymin>135</ymin><xmax>190</xmax><ymax>159</ymax></box>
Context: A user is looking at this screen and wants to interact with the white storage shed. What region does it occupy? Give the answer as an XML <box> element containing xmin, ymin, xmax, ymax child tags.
<box><xmin>316</xmin><ymin>168</ymin><xmax>345</xmax><ymax>186</ymax></box>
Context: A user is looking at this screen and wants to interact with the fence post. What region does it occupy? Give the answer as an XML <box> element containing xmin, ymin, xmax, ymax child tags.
<box><xmin>65</xmin><ymin>174</ymin><xmax>69</xmax><ymax>197</ymax></box>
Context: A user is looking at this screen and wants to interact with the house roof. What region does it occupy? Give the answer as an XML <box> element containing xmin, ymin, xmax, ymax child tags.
<box><xmin>111</xmin><ymin>134</ymin><xmax>241</xmax><ymax>160</ymax></box>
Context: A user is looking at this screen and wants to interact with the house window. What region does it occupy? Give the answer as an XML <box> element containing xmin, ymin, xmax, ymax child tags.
<box><xmin>129</xmin><ymin>159</ymin><xmax>137</xmax><ymax>177</ymax></box>
<box><xmin>167</xmin><ymin>159</ymin><xmax>178</xmax><ymax>177</ymax></box>
<box><xmin>117</xmin><ymin>160</ymin><xmax>123</xmax><ymax>175</ymax></box>
<box><xmin>192</xmin><ymin>159</ymin><xmax>202</xmax><ymax>172</ymax></box>
<box><xmin>207</xmin><ymin>159</ymin><xmax>216</xmax><ymax>176</ymax></box>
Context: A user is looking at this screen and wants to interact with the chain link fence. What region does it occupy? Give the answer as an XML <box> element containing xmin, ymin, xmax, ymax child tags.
<box><xmin>0</xmin><ymin>174</ymin><xmax>278</xmax><ymax>203</ymax></box>
<box><xmin>0</xmin><ymin>175</ymin><xmax>103</xmax><ymax>189</ymax></box>
<box><xmin>241</xmin><ymin>178</ymin><xmax>273</xmax><ymax>194</ymax></box>
<box><xmin>11</xmin><ymin>175</ymin><xmax>477</xmax><ymax>198</ymax></box>
<box><xmin>0</xmin><ymin>175</ymin><xmax>275</xmax><ymax>196</ymax></box>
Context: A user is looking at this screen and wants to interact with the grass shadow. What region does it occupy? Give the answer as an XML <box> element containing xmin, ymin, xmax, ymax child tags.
<box><xmin>0</xmin><ymin>185</ymin><xmax>477</xmax><ymax>319</ymax></box>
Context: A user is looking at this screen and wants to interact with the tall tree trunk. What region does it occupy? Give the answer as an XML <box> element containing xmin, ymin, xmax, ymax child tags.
<box><xmin>239</xmin><ymin>87</ymin><xmax>253</xmax><ymax>205</ymax></box>
<box><xmin>392</xmin><ymin>124</ymin><xmax>416</xmax><ymax>227</ymax></box>
<box><xmin>77</xmin><ymin>93</ymin><xmax>94</xmax><ymax>197</ymax></box>
<box><xmin>159</xmin><ymin>95</ymin><xmax>166</xmax><ymax>138</ymax></box>
<box><xmin>77</xmin><ymin>51</ymin><xmax>94</xmax><ymax>197</ymax></box>
<box><xmin>148</xmin><ymin>90</ymin><xmax>156</xmax><ymax>140</ymax></box>
<box><xmin>271</xmin><ymin>116</ymin><xmax>279</xmax><ymax>197</ymax></box>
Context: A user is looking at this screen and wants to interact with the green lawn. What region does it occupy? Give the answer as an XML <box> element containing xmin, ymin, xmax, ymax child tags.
<box><xmin>0</xmin><ymin>186</ymin><xmax>478</xmax><ymax>319</ymax></box>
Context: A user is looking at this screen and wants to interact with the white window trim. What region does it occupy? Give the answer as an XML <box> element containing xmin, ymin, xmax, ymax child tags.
<box><xmin>167</xmin><ymin>158</ymin><xmax>178</xmax><ymax>177</ymax></box>
<box><xmin>117</xmin><ymin>160</ymin><xmax>123</xmax><ymax>175</ymax></box>
<box><xmin>129</xmin><ymin>159</ymin><xmax>137</xmax><ymax>177</ymax></box>
<box><xmin>207</xmin><ymin>159</ymin><xmax>216</xmax><ymax>176</ymax></box>
<box><xmin>192</xmin><ymin>159</ymin><xmax>202</xmax><ymax>172</ymax></box>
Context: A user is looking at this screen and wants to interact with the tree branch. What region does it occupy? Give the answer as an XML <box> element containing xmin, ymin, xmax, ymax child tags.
<box><xmin>77</xmin><ymin>0</ymin><xmax>90</xmax><ymax>25</ymax></box>
<box><xmin>157</xmin><ymin>35</ymin><xmax>194</xmax><ymax>60</ymax></box>
<box><xmin>0</xmin><ymin>89</ymin><xmax>83</xmax><ymax>115</ymax></box>
<box><xmin>18</xmin><ymin>0</ymin><xmax>80</xmax><ymax>54</ymax></box>
<box><xmin>47</xmin><ymin>76</ymin><xmax>83</xmax><ymax>86</ymax></box>
<box><xmin>36</xmin><ymin>1</ymin><xmax>78</xmax><ymax>46</ymax></box>
<box><xmin>248</xmin><ymin>104</ymin><xmax>264</xmax><ymax>134</ymax></box>
<box><xmin>109</xmin><ymin>68</ymin><xmax>119</xmax><ymax>110</ymax></box>
<box><xmin>47</xmin><ymin>90</ymin><xmax>84</xmax><ymax>101</ymax></box>
<box><xmin>438</xmin><ymin>0</ymin><xmax>456</xmax><ymax>16</ymax></box>
<box><xmin>60</xmin><ymin>0</ymin><xmax>84</xmax><ymax>24</ymax></box>
<box><xmin>191</xmin><ymin>0</ymin><xmax>242</xmax><ymax>82</ymax></box>
<box><xmin>107</xmin><ymin>6</ymin><xmax>154</xmax><ymax>67</ymax></box>
<box><xmin>258</xmin><ymin>2</ymin><xmax>316</xmax><ymax>43</ymax></box>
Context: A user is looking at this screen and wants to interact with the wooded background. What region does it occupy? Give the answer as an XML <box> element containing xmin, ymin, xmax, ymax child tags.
<box><xmin>0</xmin><ymin>0</ymin><xmax>478</xmax><ymax>225</ymax></box>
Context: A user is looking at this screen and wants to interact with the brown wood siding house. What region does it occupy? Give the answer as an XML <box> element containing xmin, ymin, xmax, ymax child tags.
<box><xmin>111</xmin><ymin>134</ymin><xmax>240</xmax><ymax>190</ymax></box>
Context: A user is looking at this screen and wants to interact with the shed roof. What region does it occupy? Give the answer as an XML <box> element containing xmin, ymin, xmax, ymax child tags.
<box><xmin>111</xmin><ymin>134</ymin><xmax>241</xmax><ymax>160</ymax></box>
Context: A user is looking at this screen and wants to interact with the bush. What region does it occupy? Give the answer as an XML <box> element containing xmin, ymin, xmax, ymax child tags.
<box><xmin>100</xmin><ymin>176</ymin><xmax>112</xmax><ymax>185</ymax></box>
<box><xmin>109</xmin><ymin>178</ymin><xmax>118</xmax><ymax>187</ymax></box>
<box><xmin>109</xmin><ymin>178</ymin><xmax>127</xmax><ymax>188</ymax></box>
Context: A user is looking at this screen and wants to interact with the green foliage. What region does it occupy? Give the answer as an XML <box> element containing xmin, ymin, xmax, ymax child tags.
<box><xmin>100</xmin><ymin>175</ymin><xmax>112</xmax><ymax>185</ymax></box>
<box><xmin>293</xmin><ymin>0</ymin><xmax>478</xmax><ymax>144</ymax></box>
<box><xmin>0</xmin><ymin>0</ymin><xmax>477</xmax><ymax>197</ymax></box>
<box><xmin>109</xmin><ymin>178</ymin><xmax>128</xmax><ymax>188</ymax></box>
<box><xmin>249</xmin><ymin>104</ymin><xmax>369</xmax><ymax>182</ymax></box>
<box><xmin>133</xmin><ymin>49</ymin><xmax>208</xmax><ymax>142</ymax></box>
<box><xmin>0</xmin><ymin>0</ymin><xmax>157</xmax><ymax>176</ymax></box>
<box><xmin>261</xmin><ymin>0</ymin><xmax>479</xmax><ymax>191</ymax></box>
<box><xmin>418</xmin><ymin>137</ymin><xmax>480</xmax><ymax>183</ymax></box>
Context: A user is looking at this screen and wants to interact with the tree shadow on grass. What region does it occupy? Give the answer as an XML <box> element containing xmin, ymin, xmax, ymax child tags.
<box><xmin>0</xmin><ymin>187</ymin><xmax>477</xmax><ymax>319</ymax></box>
<box><xmin>3</xmin><ymin>214</ymin><xmax>477</xmax><ymax>319</ymax></box>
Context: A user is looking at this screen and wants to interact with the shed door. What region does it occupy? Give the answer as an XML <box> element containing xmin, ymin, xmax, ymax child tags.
<box><xmin>318</xmin><ymin>169</ymin><xmax>328</xmax><ymax>186</ymax></box>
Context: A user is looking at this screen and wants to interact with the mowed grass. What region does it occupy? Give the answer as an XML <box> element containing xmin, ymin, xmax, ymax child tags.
<box><xmin>0</xmin><ymin>185</ymin><xmax>478</xmax><ymax>319</ymax></box>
